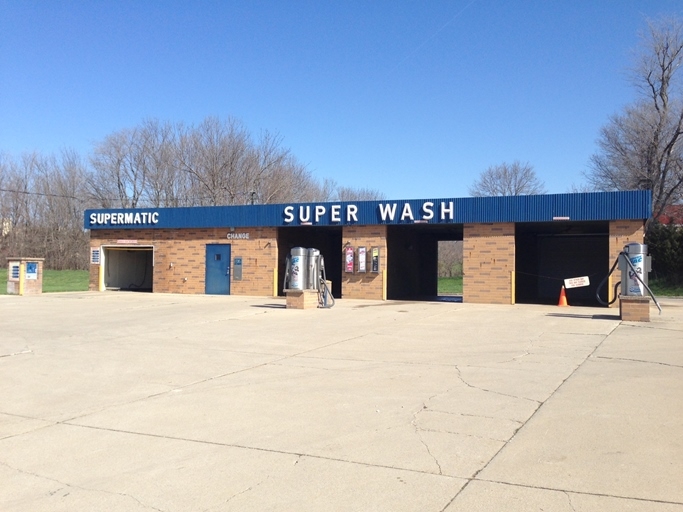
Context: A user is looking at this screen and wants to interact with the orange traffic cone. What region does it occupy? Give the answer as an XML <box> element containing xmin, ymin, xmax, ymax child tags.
<box><xmin>558</xmin><ymin>286</ymin><xmax>569</xmax><ymax>307</ymax></box>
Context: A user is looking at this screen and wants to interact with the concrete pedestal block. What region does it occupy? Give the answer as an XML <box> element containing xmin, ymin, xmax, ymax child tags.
<box><xmin>285</xmin><ymin>289</ymin><xmax>319</xmax><ymax>309</ymax></box>
<box><xmin>619</xmin><ymin>295</ymin><xmax>650</xmax><ymax>322</ymax></box>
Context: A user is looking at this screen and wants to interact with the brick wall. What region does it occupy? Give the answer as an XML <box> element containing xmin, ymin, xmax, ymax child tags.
<box><xmin>463</xmin><ymin>223</ymin><xmax>515</xmax><ymax>304</ymax></box>
<box><xmin>340</xmin><ymin>225</ymin><xmax>387</xmax><ymax>300</ymax></box>
<box><xmin>285</xmin><ymin>289</ymin><xmax>319</xmax><ymax>309</ymax></box>
<box><xmin>229</xmin><ymin>229</ymin><xmax>278</xmax><ymax>296</ymax></box>
<box><xmin>89</xmin><ymin>227</ymin><xmax>278</xmax><ymax>296</ymax></box>
<box><xmin>619</xmin><ymin>296</ymin><xmax>650</xmax><ymax>322</ymax></box>
<box><xmin>88</xmin><ymin>260</ymin><xmax>100</xmax><ymax>291</ymax></box>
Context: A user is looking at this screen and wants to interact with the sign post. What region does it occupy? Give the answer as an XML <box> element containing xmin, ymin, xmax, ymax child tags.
<box><xmin>564</xmin><ymin>276</ymin><xmax>590</xmax><ymax>289</ymax></box>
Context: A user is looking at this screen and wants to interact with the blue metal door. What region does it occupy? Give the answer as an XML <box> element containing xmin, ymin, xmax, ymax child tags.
<box><xmin>205</xmin><ymin>244</ymin><xmax>231</xmax><ymax>294</ymax></box>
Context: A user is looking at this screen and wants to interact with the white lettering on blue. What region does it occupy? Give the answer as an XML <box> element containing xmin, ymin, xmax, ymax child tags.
<box><xmin>280</xmin><ymin>201</ymin><xmax>459</xmax><ymax>225</ymax></box>
<box><xmin>422</xmin><ymin>202</ymin><xmax>434</xmax><ymax>220</ymax></box>
<box><xmin>299</xmin><ymin>206</ymin><xmax>311</xmax><ymax>223</ymax></box>
<box><xmin>347</xmin><ymin>204</ymin><xmax>358</xmax><ymax>222</ymax></box>
<box><xmin>378</xmin><ymin>203</ymin><xmax>397</xmax><ymax>221</ymax></box>
<box><xmin>89</xmin><ymin>211</ymin><xmax>160</xmax><ymax>226</ymax></box>
<box><xmin>331</xmin><ymin>205</ymin><xmax>341</xmax><ymax>222</ymax></box>
<box><xmin>440</xmin><ymin>202</ymin><xmax>454</xmax><ymax>220</ymax></box>
<box><xmin>315</xmin><ymin>205</ymin><xmax>326</xmax><ymax>222</ymax></box>
<box><xmin>400</xmin><ymin>203</ymin><xmax>414</xmax><ymax>221</ymax></box>
<box><xmin>284</xmin><ymin>206</ymin><xmax>294</xmax><ymax>223</ymax></box>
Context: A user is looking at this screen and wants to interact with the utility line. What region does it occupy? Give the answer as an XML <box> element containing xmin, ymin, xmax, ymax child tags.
<box><xmin>0</xmin><ymin>187</ymin><xmax>83</xmax><ymax>201</ymax></box>
<box><xmin>0</xmin><ymin>187</ymin><xmax>260</xmax><ymax>207</ymax></box>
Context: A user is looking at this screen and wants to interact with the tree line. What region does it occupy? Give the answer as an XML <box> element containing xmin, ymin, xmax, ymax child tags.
<box><xmin>0</xmin><ymin>116</ymin><xmax>382</xmax><ymax>270</ymax></box>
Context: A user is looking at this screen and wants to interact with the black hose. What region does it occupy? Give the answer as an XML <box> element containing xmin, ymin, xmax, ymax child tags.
<box><xmin>317</xmin><ymin>255</ymin><xmax>335</xmax><ymax>308</ymax></box>
<box><xmin>283</xmin><ymin>255</ymin><xmax>291</xmax><ymax>291</ymax></box>
<box><xmin>596</xmin><ymin>256</ymin><xmax>621</xmax><ymax>306</ymax></box>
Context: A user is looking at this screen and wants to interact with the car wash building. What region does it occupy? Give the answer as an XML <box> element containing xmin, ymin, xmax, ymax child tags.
<box><xmin>84</xmin><ymin>190</ymin><xmax>651</xmax><ymax>306</ymax></box>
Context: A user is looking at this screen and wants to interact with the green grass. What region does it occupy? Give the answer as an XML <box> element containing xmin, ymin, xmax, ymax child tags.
<box><xmin>0</xmin><ymin>269</ymin><xmax>678</xmax><ymax>297</ymax></box>
<box><xmin>41</xmin><ymin>269</ymin><xmax>90</xmax><ymax>293</ymax></box>
<box><xmin>437</xmin><ymin>276</ymin><xmax>683</xmax><ymax>298</ymax></box>
<box><xmin>438</xmin><ymin>276</ymin><xmax>463</xmax><ymax>295</ymax></box>
<box><xmin>649</xmin><ymin>278</ymin><xmax>683</xmax><ymax>297</ymax></box>
<box><xmin>0</xmin><ymin>268</ymin><xmax>89</xmax><ymax>294</ymax></box>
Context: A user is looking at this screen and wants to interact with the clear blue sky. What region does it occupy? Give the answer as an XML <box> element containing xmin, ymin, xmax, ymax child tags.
<box><xmin>1</xmin><ymin>1</ymin><xmax>681</xmax><ymax>200</ymax></box>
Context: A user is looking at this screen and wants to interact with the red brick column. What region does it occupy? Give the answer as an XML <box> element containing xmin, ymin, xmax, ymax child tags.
<box><xmin>341</xmin><ymin>225</ymin><xmax>387</xmax><ymax>300</ymax></box>
<box><xmin>463</xmin><ymin>223</ymin><xmax>515</xmax><ymax>304</ymax></box>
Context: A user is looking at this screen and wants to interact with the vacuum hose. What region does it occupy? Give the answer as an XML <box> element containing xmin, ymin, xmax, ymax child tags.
<box><xmin>318</xmin><ymin>255</ymin><xmax>335</xmax><ymax>308</ymax></box>
<box><xmin>595</xmin><ymin>257</ymin><xmax>621</xmax><ymax>306</ymax></box>
<box><xmin>283</xmin><ymin>255</ymin><xmax>291</xmax><ymax>291</ymax></box>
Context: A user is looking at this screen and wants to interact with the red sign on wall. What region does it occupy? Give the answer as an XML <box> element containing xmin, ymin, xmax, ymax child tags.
<box><xmin>345</xmin><ymin>246</ymin><xmax>354</xmax><ymax>273</ymax></box>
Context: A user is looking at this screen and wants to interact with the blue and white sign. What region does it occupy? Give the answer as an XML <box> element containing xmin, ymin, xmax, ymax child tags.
<box><xmin>84</xmin><ymin>191</ymin><xmax>651</xmax><ymax>230</ymax></box>
<box><xmin>25</xmin><ymin>262</ymin><xmax>38</xmax><ymax>280</ymax></box>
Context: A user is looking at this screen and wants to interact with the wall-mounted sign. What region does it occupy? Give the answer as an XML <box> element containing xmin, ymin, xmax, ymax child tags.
<box><xmin>564</xmin><ymin>276</ymin><xmax>590</xmax><ymax>289</ymax></box>
<box><xmin>89</xmin><ymin>211</ymin><xmax>159</xmax><ymax>226</ymax></box>
<box><xmin>25</xmin><ymin>262</ymin><xmax>38</xmax><ymax>280</ymax></box>
<box><xmin>84</xmin><ymin>191</ymin><xmax>652</xmax><ymax>230</ymax></box>
<box><xmin>117</xmin><ymin>239</ymin><xmax>138</xmax><ymax>244</ymax></box>
<box><xmin>371</xmin><ymin>248</ymin><xmax>380</xmax><ymax>273</ymax></box>
<box><xmin>358</xmin><ymin>247</ymin><xmax>366</xmax><ymax>273</ymax></box>
<box><xmin>227</xmin><ymin>232</ymin><xmax>250</xmax><ymax>240</ymax></box>
<box><xmin>345</xmin><ymin>246</ymin><xmax>354</xmax><ymax>273</ymax></box>
<box><xmin>233</xmin><ymin>257</ymin><xmax>243</xmax><ymax>280</ymax></box>
<box><xmin>90</xmin><ymin>248</ymin><xmax>101</xmax><ymax>265</ymax></box>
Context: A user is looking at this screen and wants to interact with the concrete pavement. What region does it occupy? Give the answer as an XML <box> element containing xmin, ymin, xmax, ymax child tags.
<box><xmin>1</xmin><ymin>292</ymin><xmax>681</xmax><ymax>511</ymax></box>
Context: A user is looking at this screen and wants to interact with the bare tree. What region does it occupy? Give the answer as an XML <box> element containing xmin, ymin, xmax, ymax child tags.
<box><xmin>334</xmin><ymin>185</ymin><xmax>386</xmax><ymax>202</ymax></box>
<box><xmin>33</xmin><ymin>151</ymin><xmax>90</xmax><ymax>269</ymax></box>
<box><xmin>586</xmin><ymin>15</ymin><xmax>683</xmax><ymax>226</ymax></box>
<box><xmin>88</xmin><ymin>128</ymin><xmax>150</xmax><ymax>208</ymax></box>
<box><xmin>138</xmin><ymin>119</ymin><xmax>192</xmax><ymax>208</ymax></box>
<box><xmin>0</xmin><ymin>153</ymin><xmax>38</xmax><ymax>258</ymax></box>
<box><xmin>248</xmin><ymin>131</ymin><xmax>295</xmax><ymax>204</ymax></box>
<box><xmin>469</xmin><ymin>161</ymin><xmax>546</xmax><ymax>196</ymax></box>
<box><xmin>174</xmin><ymin>117</ymin><xmax>253</xmax><ymax>206</ymax></box>
<box><xmin>0</xmin><ymin>151</ymin><xmax>89</xmax><ymax>269</ymax></box>
<box><xmin>438</xmin><ymin>241</ymin><xmax>463</xmax><ymax>278</ymax></box>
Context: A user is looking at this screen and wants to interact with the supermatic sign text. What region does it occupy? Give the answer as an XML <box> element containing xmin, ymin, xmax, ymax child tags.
<box><xmin>89</xmin><ymin>211</ymin><xmax>160</xmax><ymax>226</ymax></box>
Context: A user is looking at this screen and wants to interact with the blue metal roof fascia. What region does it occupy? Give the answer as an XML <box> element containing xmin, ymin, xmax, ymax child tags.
<box><xmin>84</xmin><ymin>190</ymin><xmax>652</xmax><ymax>230</ymax></box>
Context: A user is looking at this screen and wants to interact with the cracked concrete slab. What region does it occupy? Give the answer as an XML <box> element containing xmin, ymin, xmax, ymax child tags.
<box><xmin>416</xmin><ymin>409</ymin><xmax>521</xmax><ymax>442</ymax></box>
<box><xmin>1</xmin><ymin>293</ymin><xmax>681</xmax><ymax>510</ymax></box>
<box><xmin>68</xmin><ymin>361</ymin><xmax>464</xmax><ymax>475</ymax></box>
<box><xmin>0</xmin><ymin>413</ymin><xmax>53</xmax><ymax>441</ymax></box>
<box><xmin>475</xmin><ymin>357</ymin><xmax>683</xmax><ymax>503</ymax></box>
<box><xmin>1</xmin><ymin>423</ymin><xmax>463</xmax><ymax>512</ymax></box>
<box><xmin>445</xmin><ymin>480</ymin><xmax>683</xmax><ymax>511</ymax></box>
